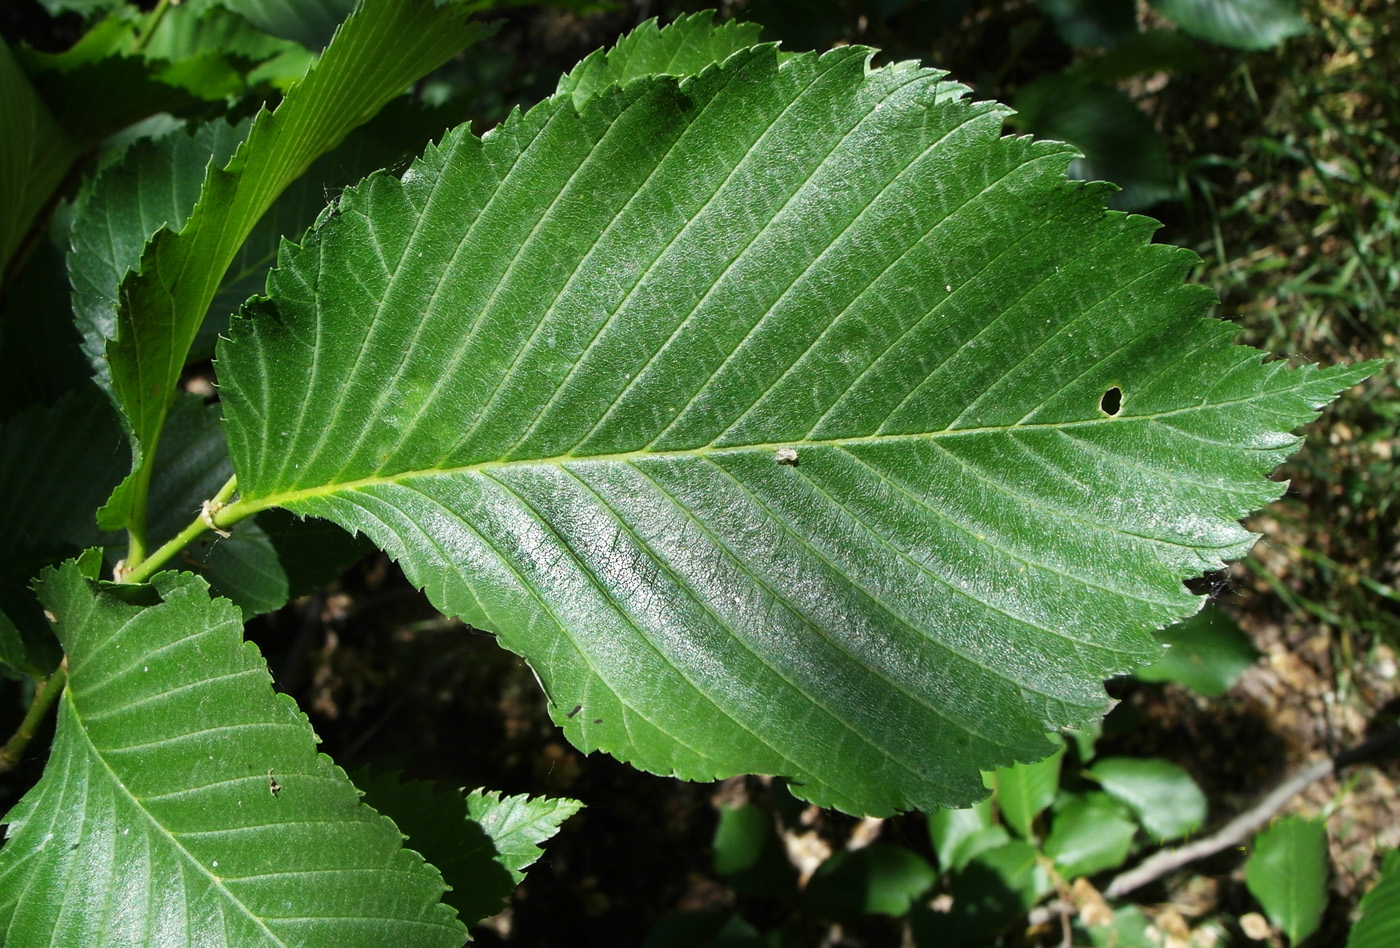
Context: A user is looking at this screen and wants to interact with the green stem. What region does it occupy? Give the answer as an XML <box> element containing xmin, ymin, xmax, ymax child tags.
<box><xmin>121</xmin><ymin>475</ymin><xmax>243</xmax><ymax>585</ymax></box>
<box><xmin>0</xmin><ymin>662</ymin><xmax>69</xmax><ymax>774</ymax></box>
<box><xmin>131</xmin><ymin>0</ymin><xmax>173</xmax><ymax>53</ymax></box>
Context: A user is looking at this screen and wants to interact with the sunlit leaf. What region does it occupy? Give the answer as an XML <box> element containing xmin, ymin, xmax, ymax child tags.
<box><xmin>219</xmin><ymin>21</ymin><xmax>1377</xmax><ymax>815</ymax></box>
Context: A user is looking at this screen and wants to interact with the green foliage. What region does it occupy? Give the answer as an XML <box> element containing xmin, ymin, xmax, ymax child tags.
<box><xmin>805</xmin><ymin>844</ymin><xmax>936</xmax><ymax>920</ymax></box>
<box><xmin>1245</xmin><ymin>814</ymin><xmax>1329</xmax><ymax>945</ymax></box>
<box><xmin>1043</xmin><ymin>791</ymin><xmax>1137</xmax><ymax>878</ymax></box>
<box><xmin>1153</xmin><ymin>0</ymin><xmax>1310</xmax><ymax>50</ymax></box>
<box><xmin>986</xmin><ymin>741</ymin><xmax>1063</xmax><ymax>839</ymax></box>
<box><xmin>0</xmin><ymin>3</ymin><xmax>1382</xmax><ymax>943</ymax></box>
<box><xmin>1135</xmin><ymin>604</ymin><xmax>1258</xmax><ymax>695</ymax></box>
<box><xmin>217</xmin><ymin>31</ymin><xmax>1372</xmax><ymax>815</ymax></box>
<box><xmin>1347</xmin><ymin>850</ymin><xmax>1400</xmax><ymax>948</ymax></box>
<box><xmin>0</xmin><ymin>562</ymin><xmax>465</xmax><ymax>947</ymax></box>
<box><xmin>352</xmin><ymin>768</ymin><xmax>581</xmax><ymax>926</ymax></box>
<box><xmin>1085</xmin><ymin>757</ymin><xmax>1207</xmax><ymax>841</ymax></box>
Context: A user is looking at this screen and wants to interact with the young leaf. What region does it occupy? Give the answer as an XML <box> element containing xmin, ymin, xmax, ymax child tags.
<box><xmin>219</xmin><ymin>41</ymin><xmax>1377</xmax><ymax>815</ymax></box>
<box><xmin>1245</xmin><ymin>814</ymin><xmax>1329</xmax><ymax>945</ymax></box>
<box><xmin>69</xmin><ymin>118</ymin><xmax>249</xmax><ymax>397</ymax></box>
<box><xmin>1085</xmin><ymin>757</ymin><xmax>1206</xmax><ymax>841</ymax></box>
<box><xmin>101</xmin><ymin>0</ymin><xmax>490</xmax><ymax>537</ymax></box>
<box><xmin>0</xmin><ymin>562</ymin><xmax>466</xmax><ymax>947</ymax></box>
<box><xmin>351</xmin><ymin>767</ymin><xmax>581</xmax><ymax>926</ymax></box>
<box><xmin>928</xmin><ymin>798</ymin><xmax>1008</xmax><ymax>874</ymax></box>
<box><xmin>1347</xmin><ymin>850</ymin><xmax>1400</xmax><ymax>948</ymax></box>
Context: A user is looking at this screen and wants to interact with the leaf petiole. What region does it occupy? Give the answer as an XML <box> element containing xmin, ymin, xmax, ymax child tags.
<box><xmin>0</xmin><ymin>661</ymin><xmax>68</xmax><ymax>774</ymax></box>
<box><xmin>121</xmin><ymin>475</ymin><xmax>243</xmax><ymax>585</ymax></box>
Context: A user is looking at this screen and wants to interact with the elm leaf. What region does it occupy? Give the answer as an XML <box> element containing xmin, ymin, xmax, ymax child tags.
<box><xmin>557</xmin><ymin>11</ymin><xmax>767</xmax><ymax>108</ymax></box>
<box><xmin>100</xmin><ymin>0</ymin><xmax>490</xmax><ymax>534</ymax></box>
<box><xmin>1245</xmin><ymin>815</ymin><xmax>1329</xmax><ymax>945</ymax></box>
<box><xmin>0</xmin><ymin>561</ymin><xmax>465</xmax><ymax>947</ymax></box>
<box><xmin>351</xmin><ymin>767</ymin><xmax>581</xmax><ymax>926</ymax></box>
<box><xmin>1347</xmin><ymin>850</ymin><xmax>1400</xmax><ymax>948</ymax></box>
<box><xmin>218</xmin><ymin>32</ymin><xmax>1377</xmax><ymax>815</ymax></box>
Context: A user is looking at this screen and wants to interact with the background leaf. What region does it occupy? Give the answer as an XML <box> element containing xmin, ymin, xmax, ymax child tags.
<box><xmin>1134</xmin><ymin>602</ymin><xmax>1258</xmax><ymax>695</ymax></box>
<box><xmin>0</xmin><ymin>389</ymin><xmax>127</xmax><ymax>674</ymax></box>
<box><xmin>712</xmin><ymin>801</ymin><xmax>798</xmax><ymax>897</ymax></box>
<box><xmin>351</xmin><ymin>766</ymin><xmax>581</xmax><ymax>926</ymax></box>
<box><xmin>100</xmin><ymin>0</ymin><xmax>490</xmax><ymax>536</ymax></box>
<box><xmin>1012</xmin><ymin>72</ymin><xmax>1176</xmax><ymax>210</ymax></box>
<box><xmin>1151</xmin><ymin>0</ymin><xmax>1310</xmax><ymax>50</ymax></box>
<box><xmin>1347</xmin><ymin>849</ymin><xmax>1400</xmax><ymax>948</ymax></box>
<box><xmin>1086</xmin><ymin>757</ymin><xmax>1206</xmax><ymax>841</ymax></box>
<box><xmin>220</xmin><ymin>26</ymin><xmax>1377</xmax><ymax>815</ymax></box>
<box><xmin>0</xmin><ymin>562</ymin><xmax>465</xmax><ymax>947</ymax></box>
<box><xmin>804</xmin><ymin>844</ymin><xmax>937</xmax><ymax>921</ymax></box>
<box><xmin>1043</xmin><ymin>791</ymin><xmax>1137</xmax><ymax>878</ymax></box>
<box><xmin>986</xmin><ymin>740</ymin><xmax>1064</xmax><ymax>838</ymax></box>
<box><xmin>927</xmin><ymin>797</ymin><xmax>1008</xmax><ymax>873</ymax></box>
<box><xmin>1245</xmin><ymin>814</ymin><xmax>1329</xmax><ymax>945</ymax></box>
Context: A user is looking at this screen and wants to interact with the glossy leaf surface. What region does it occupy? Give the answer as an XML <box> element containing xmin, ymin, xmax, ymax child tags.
<box><xmin>0</xmin><ymin>562</ymin><xmax>464</xmax><ymax>947</ymax></box>
<box><xmin>220</xmin><ymin>27</ymin><xmax>1375</xmax><ymax>814</ymax></box>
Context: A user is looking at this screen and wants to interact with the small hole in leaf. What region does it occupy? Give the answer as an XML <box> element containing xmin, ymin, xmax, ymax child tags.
<box><xmin>1100</xmin><ymin>386</ymin><xmax>1122</xmax><ymax>416</ymax></box>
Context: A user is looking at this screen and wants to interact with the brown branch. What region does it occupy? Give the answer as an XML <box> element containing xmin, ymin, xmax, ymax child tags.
<box><xmin>1026</xmin><ymin>723</ymin><xmax>1400</xmax><ymax>926</ymax></box>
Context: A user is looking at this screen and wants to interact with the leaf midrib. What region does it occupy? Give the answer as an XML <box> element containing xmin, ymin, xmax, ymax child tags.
<box><xmin>244</xmin><ymin>378</ymin><xmax>1308</xmax><ymax>512</ymax></box>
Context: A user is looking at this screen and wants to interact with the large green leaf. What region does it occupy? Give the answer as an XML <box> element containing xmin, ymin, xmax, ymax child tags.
<box><xmin>0</xmin><ymin>562</ymin><xmax>465</xmax><ymax>946</ymax></box>
<box><xmin>100</xmin><ymin>0</ymin><xmax>490</xmax><ymax>539</ymax></box>
<box><xmin>218</xmin><ymin>32</ymin><xmax>1376</xmax><ymax>815</ymax></box>
<box><xmin>1245</xmin><ymin>814</ymin><xmax>1329</xmax><ymax>945</ymax></box>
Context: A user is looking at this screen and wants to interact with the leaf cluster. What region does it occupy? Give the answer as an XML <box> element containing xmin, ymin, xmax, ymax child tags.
<box><xmin>0</xmin><ymin>1</ymin><xmax>1383</xmax><ymax>943</ymax></box>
